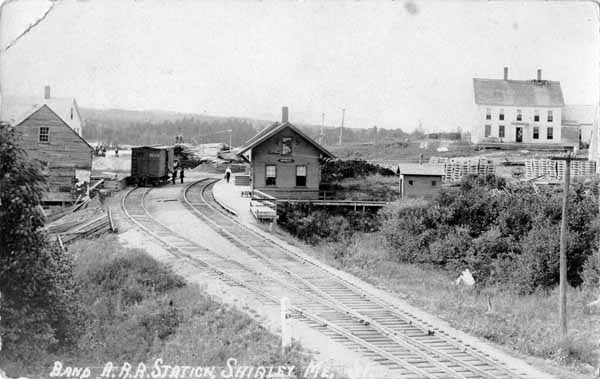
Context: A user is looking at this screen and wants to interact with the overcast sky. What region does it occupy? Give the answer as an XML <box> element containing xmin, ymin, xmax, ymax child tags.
<box><xmin>0</xmin><ymin>0</ymin><xmax>598</xmax><ymax>131</ymax></box>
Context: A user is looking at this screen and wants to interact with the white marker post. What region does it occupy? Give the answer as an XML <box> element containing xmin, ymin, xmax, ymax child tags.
<box><xmin>281</xmin><ymin>297</ymin><xmax>292</xmax><ymax>356</ymax></box>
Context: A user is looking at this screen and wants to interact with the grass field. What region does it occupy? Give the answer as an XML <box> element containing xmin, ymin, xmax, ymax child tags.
<box><xmin>260</xmin><ymin>226</ymin><xmax>600</xmax><ymax>379</ymax></box>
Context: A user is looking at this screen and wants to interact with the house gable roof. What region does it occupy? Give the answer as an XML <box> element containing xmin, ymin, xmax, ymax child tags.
<box><xmin>562</xmin><ymin>105</ymin><xmax>596</xmax><ymax>125</ymax></box>
<box><xmin>16</xmin><ymin>104</ymin><xmax>93</xmax><ymax>151</ymax></box>
<box><xmin>398</xmin><ymin>163</ymin><xmax>445</xmax><ymax>177</ymax></box>
<box><xmin>473</xmin><ymin>78</ymin><xmax>565</xmax><ymax>107</ymax></box>
<box><xmin>238</xmin><ymin>122</ymin><xmax>335</xmax><ymax>159</ymax></box>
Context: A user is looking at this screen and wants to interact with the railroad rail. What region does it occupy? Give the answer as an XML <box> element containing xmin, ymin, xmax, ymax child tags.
<box><xmin>178</xmin><ymin>179</ymin><xmax>531</xmax><ymax>379</ymax></box>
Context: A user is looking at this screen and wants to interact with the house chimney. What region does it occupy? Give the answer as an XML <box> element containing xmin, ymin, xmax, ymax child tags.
<box><xmin>503</xmin><ymin>67</ymin><xmax>508</xmax><ymax>80</ymax></box>
<box><xmin>44</xmin><ymin>85</ymin><xmax>51</xmax><ymax>99</ymax></box>
<box><xmin>537</xmin><ymin>69</ymin><xmax>542</xmax><ymax>81</ymax></box>
<box><xmin>282</xmin><ymin>106</ymin><xmax>289</xmax><ymax>123</ymax></box>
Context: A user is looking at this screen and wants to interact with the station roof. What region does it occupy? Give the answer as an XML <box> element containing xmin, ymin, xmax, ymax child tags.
<box><xmin>238</xmin><ymin>121</ymin><xmax>335</xmax><ymax>159</ymax></box>
<box><xmin>131</xmin><ymin>144</ymin><xmax>174</xmax><ymax>150</ymax></box>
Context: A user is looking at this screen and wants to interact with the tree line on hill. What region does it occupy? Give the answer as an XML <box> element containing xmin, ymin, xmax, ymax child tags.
<box><xmin>81</xmin><ymin>108</ymin><xmax>415</xmax><ymax>147</ymax></box>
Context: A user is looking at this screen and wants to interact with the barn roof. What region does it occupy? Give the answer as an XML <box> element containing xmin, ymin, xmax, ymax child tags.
<box><xmin>238</xmin><ymin>121</ymin><xmax>335</xmax><ymax>159</ymax></box>
<box><xmin>1</xmin><ymin>95</ymin><xmax>84</xmax><ymax>131</ymax></box>
<box><xmin>473</xmin><ymin>78</ymin><xmax>564</xmax><ymax>107</ymax></box>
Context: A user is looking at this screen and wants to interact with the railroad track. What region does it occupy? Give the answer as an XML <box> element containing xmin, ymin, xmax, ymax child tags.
<box><xmin>122</xmin><ymin>182</ymin><xmax>527</xmax><ymax>379</ymax></box>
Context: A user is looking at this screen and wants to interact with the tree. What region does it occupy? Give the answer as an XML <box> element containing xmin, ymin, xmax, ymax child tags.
<box><xmin>0</xmin><ymin>123</ymin><xmax>80</xmax><ymax>371</ymax></box>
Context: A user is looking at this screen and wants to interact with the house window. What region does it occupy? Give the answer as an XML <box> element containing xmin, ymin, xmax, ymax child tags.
<box><xmin>516</xmin><ymin>109</ymin><xmax>522</xmax><ymax>121</ymax></box>
<box><xmin>265</xmin><ymin>165</ymin><xmax>277</xmax><ymax>186</ymax></box>
<box><xmin>547</xmin><ymin>127</ymin><xmax>553</xmax><ymax>140</ymax></box>
<box><xmin>547</xmin><ymin>110</ymin><xmax>553</xmax><ymax>122</ymax></box>
<box><xmin>408</xmin><ymin>180</ymin><xmax>413</xmax><ymax>185</ymax></box>
<box><xmin>499</xmin><ymin>109</ymin><xmax>504</xmax><ymax>121</ymax></box>
<box><xmin>296</xmin><ymin>165</ymin><xmax>307</xmax><ymax>186</ymax></box>
<box><xmin>39</xmin><ymin>127</ymin><xmax>49</xmax><ymax>142</ymax></box>
<box><xmin>281</xmin><ymin>137</ymin><xmax>293</xmax><ymax>155</ymax></box>
<box><xmin>431</xmin><ymin>180</ymin><xmax>437</xmax><ymax>186</ymax></box>
<box><xmin>534</xmin><ymin>110</ymin><xmax>539</xmax><ymax>122</ymax></box>
<box><xmin>485</xmin><ymin>108</ymin><xmax>491</xmax><ymax>120</ymax></box>
<box><xmin>533</xmin><ymin>127</ymin><xmax>539</xmax><ymax>139</ymax></box>
<box><xmin>484</xmin><ymin>124</ymin><xmax>491</xmax><ymax>137</ymax></box>
<box><xmin>499</xmin><ymin>125</ymin><xmax>505</xmax><ymax>138</ymax></box>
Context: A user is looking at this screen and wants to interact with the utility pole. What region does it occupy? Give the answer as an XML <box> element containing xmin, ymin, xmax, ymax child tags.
<box><xmin>338</xmin><ymin>108</ymin><xmax>345</xmax><ymax>146</ymax></box>
<box><xmin>551</xmin><ymin>152</ymin><xmax>587</xmax><ymax>342</ymax></box>
<box><xmin>319</xmin><ymin>113</ymin><xmax>325</xmax><ymax>145</ymax></box>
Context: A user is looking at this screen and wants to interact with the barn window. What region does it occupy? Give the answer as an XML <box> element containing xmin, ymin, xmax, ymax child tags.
<box><xmin>408</xmin><ymin>180</ymin><xmax>413</xmax><ymax>185</ymax></box>
<box><xmin>266</xmin><ymin>165</ymin><xmax>276</xmax><ymax>186</ymax></box>
<box><xmin>432</xmin><ymin>180</ymin><xmax>437</xmax><ymax>186</ymax></box>
<box><xmin>39</xmin><ymin>127</ymin><xmax>49</xmax><ymax>142</ymax></box>
<box><xmin>296</xmin><ymin>165</ymin><xmax>307</xmax><ymax>186</ymax></box>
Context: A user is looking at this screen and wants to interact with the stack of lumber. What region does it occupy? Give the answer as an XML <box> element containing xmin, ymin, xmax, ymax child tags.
<box><xmin>45</xmin><ymin>197</ymin><xmax>116</xmax><ymax>245</ymax></box>
<box><xmin>441</xmin><ymin>159</ymin><xmax>495</xmax><ymax>182</ymax></box>
<box><xmin>234</xmin><ymin>175</ymin><xmax>251</xmax><ymax>186</ymax></box>
<box><xmin>525</xmin><ymin>158</ymin><xmax>595</xmax><ymax>180</ymax></box>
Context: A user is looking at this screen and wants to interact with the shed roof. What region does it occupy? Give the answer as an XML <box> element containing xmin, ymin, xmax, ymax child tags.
<box><xmin>398</xmin><ymin>163</ymin><xmax>445</xmax><ymax>176</ymax></box>
<box><xmin>238</xmin><ymin>121</ymin><xmax>335</xmax><ymax>159</ymax></box>
<box><xmin>132</xmin><ymin>144</ymin><xmax>174</xmax><ymax>150</ymax></box>
<box><xmin>473</xmin><ymin>78</ymin><xmax>564</xmax><ymax>107</ymax></box>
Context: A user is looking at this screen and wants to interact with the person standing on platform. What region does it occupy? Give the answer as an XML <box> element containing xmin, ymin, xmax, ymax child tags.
<box><xmin>172</xmin><ymin>168</ymin><xmax>177</xmax><ymax>184</ymax></box>
<box><xmin>225</xmin><ymin>165</ymin><xmax>232</xmax><ymax>184</ymax></box>
<box><xmin>180</xmin><ymin>168</ymin><xmax>185</xmax><ymax>184</ymax></box>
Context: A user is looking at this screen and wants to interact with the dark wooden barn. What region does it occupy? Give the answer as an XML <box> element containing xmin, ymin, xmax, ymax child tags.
<box><xmin>13</xmin><ymin>104</ymin><xmax>93</xmax><ymax>204</ymax></box>
<box><xmin>238</xmin><ymin>107</ymin><xmax>335</xmax><ymax>200</ymax></box>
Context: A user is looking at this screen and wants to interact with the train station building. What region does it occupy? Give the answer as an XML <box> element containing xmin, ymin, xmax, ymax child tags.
<box><xmin>237</xmin><ymin>107</ymin><xmax>335</xmax><ymax>200</ymax></box>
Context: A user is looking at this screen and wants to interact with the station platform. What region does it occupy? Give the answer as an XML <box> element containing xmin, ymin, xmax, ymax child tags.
<box><xmin>211</xmin><ymin>178</ymin><xmax>257</xmax><ymax>226</ymax></box>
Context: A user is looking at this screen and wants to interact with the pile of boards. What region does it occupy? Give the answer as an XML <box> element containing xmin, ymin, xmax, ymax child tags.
<box><xmin>430</xmin><ymin>157</ymin><xmax>495</xmax><ymax>183</ymax></box>
<box><xmin>45</xmin><ymin>197</ymin><xmax>116</xmax><ymax>247</ymax></box>
<box><xmin>525</xmin><ymin>158</ymin><xmax>596</xmax><ymax>180</ymax></box>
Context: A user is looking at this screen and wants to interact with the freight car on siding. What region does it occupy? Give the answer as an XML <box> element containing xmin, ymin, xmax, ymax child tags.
<box><xmin>130</xmin><ymin>145</ymin><xmax>174</xmax><ymax>186</ymax></box>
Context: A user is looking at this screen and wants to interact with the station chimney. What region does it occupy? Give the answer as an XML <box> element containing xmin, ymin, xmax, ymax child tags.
<box><xmin>503</xmin><ymin>67</ymin><xmax>508</xmax><ymax>80</ymax></box>
<box><xmin>282</xmin><ymin>106</ymin><xmax>289</xmax><ymax>123</ymax></box>
<box><xmin>44</xmin><ymin>85</ymin><xmax>51</xmax><ymax>99</ymax></box>
<box><xmin>537</xmin><ymin>69</ymin><xmax>542</xmax><ymax>81</ymax></box>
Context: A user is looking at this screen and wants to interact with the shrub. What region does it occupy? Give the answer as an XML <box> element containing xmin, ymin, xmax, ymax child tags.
<box><xmin>581</xmin><ymin>249</ymin><xmax>600</xmax><ymax>290</ymax></box>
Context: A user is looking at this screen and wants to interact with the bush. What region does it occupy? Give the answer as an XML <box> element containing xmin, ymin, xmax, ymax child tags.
<box><xmin>581</xmin><ymin>249</ymin><xmax>600</xmax><ymax>290</ymax></box>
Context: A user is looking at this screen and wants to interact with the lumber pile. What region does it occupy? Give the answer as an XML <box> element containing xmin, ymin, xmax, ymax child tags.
<box><xmin>435</xmin><ymin>158</ymin><xmax>495</xmax><ymax>183</ymax></box>
<box><xmin>250</xmin><ymin>200</ymin><xmax>277</xmax><ymax>221</ymax></box>
<box><xmin>525</xmin><ymin>158</ymin><xmax>596</xmax><ymax>180</ymax></box>
<box><xmin>45</xmin><ymin>196</ymin><xmax>116</xmax><ymax>246</ymax></box>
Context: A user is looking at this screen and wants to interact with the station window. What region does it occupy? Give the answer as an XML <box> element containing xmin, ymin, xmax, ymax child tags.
<box><xmin>547</xmin><ymin>127</ymin><xmax>553</xmax><ymax>140</ymax></box>
<box><xmin>281</xmin><ymin>137</ymin><xmax>293</xmax><ymax>155</ymax></box>
<box><xmin>534</xmin><ymin>110</ymin><xmax>539</xmax><ymax>122</ymax></box>
<box><xmin>484</xmin><ymin>124</ymin><xmax>491</xmax><ymax>137</ymax></box>
<box><xmin>408</xmin><ymin>180</ymin><xmax>413</xmax><ymax>185</ymax></box>
<box><xmin>296</xmin><ymin>165</ymin><xmax>307</xmax><ymax>187</ymax></box>
<box><xmin>431</xmin><ymin>180</ymin><xmax>437</xmax><ymax>186</ymax></box>
<box><xmin>547</xmin><ymin>110</ymin><xmax>553</xmax><ymax>122</ymax></box>
<box><xmin>516</xmin><ymin>109</ymin><xmax>522</xmax><ymax>121</ymax></box>
<box><xmin>499</xmin><ymin>125</ymin><xmax>505</xmax><ymax>138</ymax></box>
<box><xmin>533</xmin><ymin>127</ymin><xmax>539</xmax><ymax>139</ymax></box>
<box><xmin>499</xmin><ymin>109</ymin><xmax>504</xmax><ymax>121</ymax></box>
<box><xmin>39</xmin><ymin>127</ymin><xmax>49</xmax><ymax>142</ymax></box>
<box><xmin>485</xmin><ymin>108</ymin><xmax>491</xmax><ymax>120</ymax></box>
<box><xmin>265</xmin><ymin>165</ymin><xmax>277</xmax><ymax>186</ymax></box>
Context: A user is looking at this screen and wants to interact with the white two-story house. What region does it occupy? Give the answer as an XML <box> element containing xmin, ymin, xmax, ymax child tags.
<box><xmin>472</xmin><ymin>68</ymin><xmax>564</xmax><ymax>145</ymax></box>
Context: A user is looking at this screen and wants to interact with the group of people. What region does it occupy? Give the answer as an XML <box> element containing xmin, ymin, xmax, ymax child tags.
<box><xmin>171</xmin><ymin>166</ymin><xmax>184</xmax><ymax>184</ymax></box>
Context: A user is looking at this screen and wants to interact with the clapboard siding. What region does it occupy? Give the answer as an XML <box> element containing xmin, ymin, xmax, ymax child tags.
<box><xmin>15</xmin><ymin>105</ymin><xmax>92</xmax><ymax>169</ymax></box>
<box><xmin>15</xmin><ymin>105</ymin><xmax>92</xmax><ymax>203</ymax></box>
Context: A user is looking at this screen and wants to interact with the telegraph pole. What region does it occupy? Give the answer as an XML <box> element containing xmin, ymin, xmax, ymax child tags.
<box><xmin>338</xmin><ymin>108</ymin><xmax>345</xmax><ymax>146</ymax></box>
<box><xmin>551</xmin><ymin>152</ymin><xmax>586</xmax><ymax>342</ymax></box>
